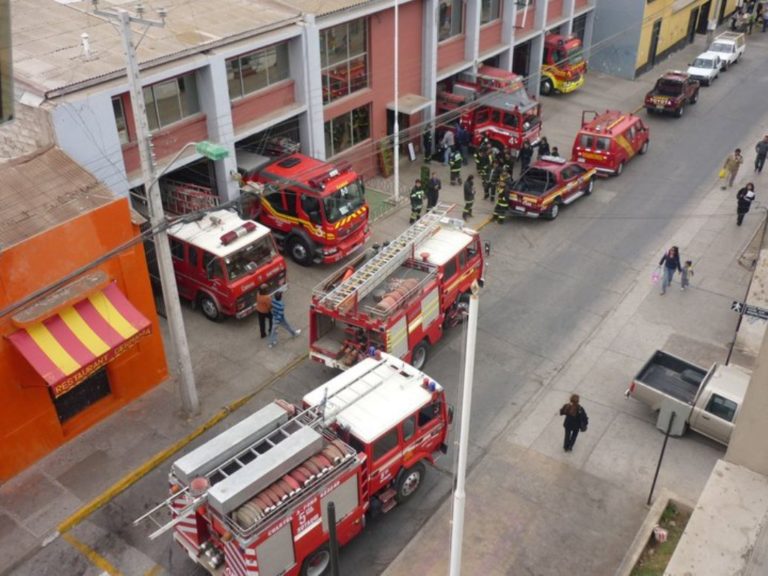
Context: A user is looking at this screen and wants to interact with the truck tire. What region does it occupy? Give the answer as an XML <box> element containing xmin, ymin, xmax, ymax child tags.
<box><xmin>540</xmin><ymin>77</ymin><xmax>554</xmax><ymax>96</ymax></box>
<box><xmin>585</xmin><ymin>177</ymin><xmax>594</xmax><ymax>195</ymax></box>
<box><xmin>198</xmin><ymin>294</ymin><xmax>222</xmax><ymax>322</ymax></box>
<box><xmin>544</xmin><ymin>199</ymin><xmax>561</xmax><ymax>220</ymax></box>
<box><xmin>288</xmin><ymin>235</ymin><xmax>313</xmax><ymax>267</ymax></box>
<box><xmin>301</xmin><ymin>545</ymin><xmax>331</xmax><ymax>576</ymax></box>
<box><xmin>395</xmin><ymin>462</ymin><xmax>426</xmax><ymax>504</ymax></box>
<box><xmin>615</xmin><ymin>161</ymin><xmax>625</xmax><ymax>177</ymax></box>
<box><xmin>411</xmin><ymin>341</ymin><xmax>429</xmax><ymax>371</ymax></box>
<box><xmin>640</xmin><ymin>140</ymin><xmax>649</xmax><ymax>155</ymax></box>
<box><xmin>690</xmin><ymin>91</ymin><xmax>699</xmax><ymax>105</ymax></box>
<box><xmin>675</xmin><ymin>105</ymin><xmax>685</xmax><ymax>118</ymax></box>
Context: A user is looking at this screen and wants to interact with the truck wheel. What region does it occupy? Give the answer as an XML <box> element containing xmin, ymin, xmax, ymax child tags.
<box><xmin>301</xmin><ymin>545</ymin><xmax>331</xmax><ymax>576</ymax></box>
<box><xmin>545</xmin><ymin>200</ymin><xmax>561</xmax><ymax>220</ymax></box>
<box><xmin>411</xmin><ymin>341</ymin><xmax>429</xmax><ymax>371</ymax></box>
<box><xmin>395</xmin><ymin>462</ymin><xmax>426</xmax><ymax>504</ymax></box>
<box><xmin>198</xmin><ymin>294</ymin><xmax>222</xmax><ymax>322</ymax></box>
<box><xmin>675</xmin><ymin>105</ymin><xmax>685</xmax><ymax>118</ymax></box>
<box><xmin>615</xmin><ymin>161</ymin><xmax>625</xmax><ymax>177</ymax></box>
<box><xmin>690</xmin><ymin>91</ymin><xmax>699</xmax><ymax>104</ymax></box>
<box><xmin>288</xmin><ymin>236</ymin><xmax>313</xmax><ymax>267</ymax></box>
<box><xmin>640</xmin><ymin>140</ymin><xmax>649</xmax><ymax>155</ymax></box>
<box><xmin>540</xmin><ymin>77</ymin><xmax>554</xmax><ymax>96</ymax></box>
<box><xmin>585</xmin><ymin>177</ymin><xmax>594</xmax><ymax>195</ymax></box>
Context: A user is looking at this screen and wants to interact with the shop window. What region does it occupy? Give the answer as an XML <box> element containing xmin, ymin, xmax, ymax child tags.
<box><xmin>53</xmin><ymin>368</ymin><xmax>111</xmax><ymax>424</ymax></box>
<box><xmin>324</xmin><ymin>105</ymin><xmax>371</xmax><ymax>157</ymax></box>
<box><xmin>481</xmin><ymin>0</ymin><xmax>500</xmax><ymax>24</ymax></box>
<box><xmin>112</xmin><ymin>96</ymin><xmax>130</xmax><ymax>145</ymax></box>
<box><xmin>226</xmin><ymin>43</ymin><xmax>290</xmax><ymax>100</ymax></box>
<box><xmin>320</xmin><ymin>19</ymin><xmax>369</xmax><ymax>105</ymax></box>
<box><xmin>438</xmin><ymin>0</ymin><xmax>464</xmax><ymax>42</ymax></box>
<box><xmin>143</xmin><ymin>73</ymin><xmax>200</xmax><ymax>132</ymax></box>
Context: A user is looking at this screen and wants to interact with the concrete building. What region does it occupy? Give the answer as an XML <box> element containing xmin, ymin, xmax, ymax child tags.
<box><xmin>590</xmin><ymin>0</ymin><xmax>740</xmax><ymax>79</ymax></box>
<box><xmin>9</xmin><ymin>0</ymin><xmax>595</xmax><ymax>211</ymax></box>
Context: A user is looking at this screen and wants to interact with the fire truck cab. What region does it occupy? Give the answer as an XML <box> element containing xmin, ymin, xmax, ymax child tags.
<box><xmin>137</xmin><ymin>353</ymin><xmax>450</xmax><ymax>576</ymax></box>
<box><xmin>571</xmin><ymin>110</ymin><xmax>650</xmax><ymax>177</ymax></box>
<box><xmin>436</xmin><ymin>65</ymin><xmax>542</xmax><ymax>155</ymax></box>
<box><xmin>168</xmin><ymin>209</ymin><xmax>286</xmax><ymax>321</ymax></box>
<box><xmin>310</xmin><ymin>204</ymin><xmax>485</xmax><ymax>371</ymax></box>
<box><xmin>238</xmin><ymin>152</ymin><xmax>370</xmax><ymax>267</ymax></box>
<box><xmin>541</xmin><ymin>34</ymin><xmax>587</xmax><ymax>96</ymax></box>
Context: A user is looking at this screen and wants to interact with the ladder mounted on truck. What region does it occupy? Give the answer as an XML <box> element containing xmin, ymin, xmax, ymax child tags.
<box><xmin>134</xmin><ymin>355</ymin><xmax>401</xmax><ymax>540</ymax></box>
<box><xmin>315</xmin><ymin>203</ymin><xmax>455</xmax><ymax>312</ymax></box>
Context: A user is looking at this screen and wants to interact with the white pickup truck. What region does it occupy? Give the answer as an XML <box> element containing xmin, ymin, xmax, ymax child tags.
<box><xmin>708</xmin><ymin>31</ymin><xmax>745</xmax><ymax>70</ymax></box>
<box><xmin>625</xmin><ymin>350</ymin><xmax>750</xmax><ymax>445</ymax></box>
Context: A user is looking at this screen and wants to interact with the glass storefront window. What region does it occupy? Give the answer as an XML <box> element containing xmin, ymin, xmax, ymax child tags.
<box><xmin>324</xmin><ymin>104</ymin><xmax>370</xmax><ymax>157</ymax></box>
<box><xmin>321</xmin><ymin>18</ymin><xmax>369</xmax><ymax>105</ymax></box>
<box><xmin>481</xmin><ymin>0</ymin><xmax>500</xmax><ymax>24</ymax></box>
<box><xmin>142</xmin><ymin>73</ymin><xmax>200</xmax><ymax>132</ymax></box>
<box><xmin>227</xmin><ymin>43</ymin><xmax>290</xmax><ymax>100</ymax></box>
<box><xmin>438</xmin><ymin>0</ymin><xmax>464</xmax><ymax>41</ymax></box>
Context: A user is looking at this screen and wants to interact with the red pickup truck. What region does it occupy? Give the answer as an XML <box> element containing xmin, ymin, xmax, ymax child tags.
<box><xmin>644</xmin><ymin>71</ymin><xmax>700</xmax><ymax>118</ymax></box>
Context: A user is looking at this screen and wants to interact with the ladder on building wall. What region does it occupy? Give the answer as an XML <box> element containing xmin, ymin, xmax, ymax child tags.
<box><xmin>316</xmin><ymin>203</ymin><xmax>454</xmax><ymax>313</ymax></box>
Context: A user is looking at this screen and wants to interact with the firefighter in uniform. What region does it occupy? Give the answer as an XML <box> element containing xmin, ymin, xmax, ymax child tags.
<box><xmin>495</xmin><ymin>165</ymin><xmax>510</xmax><ymax>206</ymax></box>
<box><xmin>449</xmin><ymin>149</ymin><xmax>463</xmax><ymax>185</ymax></box>
<box><xmin>463</xmin><ymin>175</ymin><xmax>475</xmax><ymax>221</ymax></box>
<box><xmin>494</xmin><ymin>179</ymin><xmax>510</xmax><ymax>224</ymax></box>
<box><xmin>474</xmin><ymin>144</ymin><xmax>488</xmax><ymax>179</ymax></box>
<box><xmin>485</xmin><ymin>158</ymin><xmax>500</xmax><ymax>201</ymax></box>
<box><xmin>422</xmin><ymin>126</ymin><xmax>433</xmax><ymax>163</ymax></box>
<box><xmin>409</xmin><ymin>179</ymin><xmax>425</xmax><ymax>224</ymax></box>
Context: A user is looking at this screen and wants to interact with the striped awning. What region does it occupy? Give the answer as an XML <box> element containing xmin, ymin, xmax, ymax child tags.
<box><xmin>8</xmin><ymin>283</ymin><xmax>151</xmax><ymax>398</ymax></box>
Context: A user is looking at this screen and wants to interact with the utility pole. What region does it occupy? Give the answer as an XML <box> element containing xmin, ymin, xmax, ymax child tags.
<box><xmin>93</xmin><ymin>1</ymin><xmax>199</xmax><ymax>415</ymax></box>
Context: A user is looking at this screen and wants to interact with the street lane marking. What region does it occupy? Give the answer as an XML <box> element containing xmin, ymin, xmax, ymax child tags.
<box><xmin>62</xmin><ymin>532</ymin><xmax>124</xmax><ymax>576</ymax></box>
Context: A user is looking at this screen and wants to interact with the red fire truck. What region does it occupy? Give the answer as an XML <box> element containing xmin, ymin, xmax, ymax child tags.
<box><xmin>238</xmin><ymin>152</ymin><xmax>370</xmax><ymax>267</ymax></box>
<box><xmin>168</xmin><ymin>209</ymin><xmax>286</xmax><ymax>321</ymax></box>
<box><xmin>541</xmin><ymin>34</ymin><xmax>587</xmax><ymax>96</ymax></box>
<box><xmin>436</xmin><ymin>65</ymin><xmax>542</xmax><ymax>156</ymax></box>
<box><xmin>309</xmin><ymin>203</ymin><xmax>485</xmax><ymax>371</ymax></box>
<box><xmin>136</xmin><ymin>353</ymin><xmax>452</xmax><ymax>576</ymax></box>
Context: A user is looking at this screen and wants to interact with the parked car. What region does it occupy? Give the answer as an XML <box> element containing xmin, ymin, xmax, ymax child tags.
<box><xmin>506</xmin><ymin>156</ymin><xmax>596</xmax><ymax>220</ymax></box>
<box><xmin>708</xmin><ymin>31</ymin><xmax>745</xmax><ymax>70</ymax></box>
<box><xmin>571</xmin><ymin>110</ymin><xmax>649</xmax><ymax>177</ymax></box>
<box><xmin>644</xmin><ymin>71</ymin><xmax>700</xmax><ymax>118</ymax></box>
<box><xmin>687</xmin><ymin>52</ymin><xmax>721</xmax><ymax>85</ymax></box>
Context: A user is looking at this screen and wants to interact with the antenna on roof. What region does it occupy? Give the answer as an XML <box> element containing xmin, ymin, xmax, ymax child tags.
<box><xmin>80</xmin><ymin>33</ymin><xmax>95</xmax><ymax>61</ymax></box>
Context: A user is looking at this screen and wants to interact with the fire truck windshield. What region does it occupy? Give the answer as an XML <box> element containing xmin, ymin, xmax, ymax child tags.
<box><xmin>322</xmin><ymin>180</ymin><xmax>365</xmax><ymax>224</ymax></box>
<box><xmin>224</xmin><ymin>236</ymin><xmax>277</xmax><ymax>281</ymax></box>
<box><xmin>564</xmin><ymin>46</ymin><xmax>584</xmax><ymax>66</ymax></box>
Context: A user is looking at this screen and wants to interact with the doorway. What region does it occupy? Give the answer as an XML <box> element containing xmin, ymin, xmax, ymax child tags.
<box><xmin>697</xmin><ymin>1</ymin><xmax>711</xmax><ymax>34</ymax></box>
<box><xmin>512</xmin><ymin>40</ymin><xmax>531</xmax><ymax>86</ymax></box>
<box><xmin>648</xmin><ymin>20</ymin><xmax>662</xmax><ymax>68</ymax></box>
<box><xmin>688</xmin><ymin>8</ymin><xmax>699</xmax><ymax>43</ymax></box>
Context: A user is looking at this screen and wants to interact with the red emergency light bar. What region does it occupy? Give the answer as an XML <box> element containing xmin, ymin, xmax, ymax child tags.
<box><xmin>220</xmin><ymin>221</ymin><xmax>257</xmax><ymax>245</ymax></box>
<box><xmin>309</xmin><ymin>161</ymin><xmax>352</xmax><ymax>190</ymax></box>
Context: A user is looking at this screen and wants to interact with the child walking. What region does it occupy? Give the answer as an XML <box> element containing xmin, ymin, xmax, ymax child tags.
<box><xmin>680</xmin><ymin>260</ymin><xmax>694</xmax><ymax>291</ymax></box>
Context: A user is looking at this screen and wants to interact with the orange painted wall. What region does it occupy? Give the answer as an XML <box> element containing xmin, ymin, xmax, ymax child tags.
<box><xmin>122</xmin><ymin>114</ymin><xmax>209</xmax><ymax>175</ymax></box>
<box><xmin>231</xmin><ymin>80</ymin><xmax>296</xmax><ymax>129</ymax></box>
<box><xmin>547</xmin><ymin>0</ymin><xmax>565</xmax><ymax>25</ymax></box>
<box><xmin>437</xmin><ymin>35</ymin><xmax>466</xmax><ymax>71</ymax></box>
<box><xmin>0</xmin><ymin>198</ymin><xmax>168</xmax><ymax>481</ymax></box>
<box><xmin>479</xmin><ymin>20</ymin><xmax>504</xmax><ymax>53</ymax></box>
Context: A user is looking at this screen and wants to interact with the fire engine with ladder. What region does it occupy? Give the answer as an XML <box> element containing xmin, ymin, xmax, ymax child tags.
<box><xmin>309</xmin><ymin>203</ymin><xmax>485</xmax><ymax>371</ymax></box>
<box><xmin>135</xmin><ymin>353</ymin><xmax>452</xmax><ymax>576</ymax></box>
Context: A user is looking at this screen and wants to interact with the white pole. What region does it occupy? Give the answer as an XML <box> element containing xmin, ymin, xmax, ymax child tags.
<box><xmin>106</xmin><ymin>7</ymin><xmax>199</xmax><ymax>415</ymax></box>
<box><xmin>393</xmin><ymin>0</ymin><xmax>400</xmax><ymax>202</ymax></box>
<box><xmin>448</xmin><ymin>283</ymin><xmax>480</xmax><ymax>576</ymax></box>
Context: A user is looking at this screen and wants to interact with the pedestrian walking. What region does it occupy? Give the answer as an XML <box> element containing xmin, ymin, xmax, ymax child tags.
<box><xmin>493</xmin><ymin>180</ymin><xmax>509</xmax><ymax>224</ymax></box>
<box><xmin>449</xmin><ymin>149</ymin><xmax>463</xmax><ymax>185</ymax></box>
<box><xmin>755</xmin><ymin>135</ymin><xmax>768</xmax><ymax>174</ymax></box>
<box><xmin>721</xmin><ymin>148</ymin><xmax>744</xmax><ymax>189</ymax></box>
<box><xmin>658</xmin><ymin>246</ymin><xmax>682</xmax><ymax>295</ymax></box>
<box><xmin>680</xmin><ymin>260</ymin><xmax>694</xmax><ymax>291</ymax></box>
<box><xmin>255</xmin><ymin>284</ymin><xmax>273</xmax><ymax>339</ymax></box>
<box><xmin>762</xmin><ymin>9</ymin><xmax>768</xmax><ymax>32</ymax></box>
<box><xmin>409</xmin><ymin>179</ymin><xmax>425</xmax><ymax>224</ymax></box>
<box><xmin>559</xmin><ymin>394</ymin><xmax>588</xmax><ymax>452</ymax></box>
<box><xmin>462</xmin><ymin>175</ymin><xmax>475</xmax><ymax>220</ymax></box>
<box><xmin>268</xmin><ymin>289</ymin><xmax>301</xmax><ymax>348</ymax></box>
<box><xmin>426</xmin><ymin>172</ymin><xmax>442</xmax><ymax>210</ymax></box>
<box><xmin>441</xmin><ymin>130</ymin><xmax>455</xmax><ymax>165</ymax></box>
<box><xmin>422</xmin><ymin>125</ymin><xmax>433</xmax><ymax>163</ymax></box>
<box><xmin>736</xmin><ymin>183</ymin><xmax>756</xmax><ymax>226</ymax></box>
<box><xmin>537</xmin><ymin>136</ymin><xmax>551</xmax><ymax>159</ymax></box>
<box><xmin>520</xmin><ymin>141</ymin><xmax>534</xmax><ymax>172</ymax></box>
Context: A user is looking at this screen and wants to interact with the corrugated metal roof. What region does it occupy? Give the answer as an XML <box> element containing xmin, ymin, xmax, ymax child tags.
<box><xmin>0</xmin><ymin>147</ymin><xmax>117</xmax><ymax>248</ymax></box>
<box><xmin>12</xmin><ymin>0</ymin><xmax>302</xmax><ymax>95</ymax></box>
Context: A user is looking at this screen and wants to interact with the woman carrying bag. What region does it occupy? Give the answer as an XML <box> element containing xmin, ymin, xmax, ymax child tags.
<box><xmin>560</xmin><ymin>394</ymin><xmax>588</xmax><ymax>452</ymax></box>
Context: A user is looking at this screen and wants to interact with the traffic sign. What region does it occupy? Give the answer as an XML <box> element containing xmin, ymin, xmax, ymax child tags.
<box><xmin>731</xmin><ymin>301</ymin><xmax>768</xmax><ymax>320</ymax></box>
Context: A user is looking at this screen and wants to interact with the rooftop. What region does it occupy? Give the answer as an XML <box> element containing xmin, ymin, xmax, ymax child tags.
<box><xmin>0</xmin><ymin>147</ymin><xmax>117</xmax><ymax>248</ymax></box>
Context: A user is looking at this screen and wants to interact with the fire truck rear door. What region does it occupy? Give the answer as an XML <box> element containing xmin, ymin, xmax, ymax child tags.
<box><xmin>387</xmin><ymin>316</ymin><xmax>408</xmax><ymax>359</ymax></box>
<box><xmin>255</xmin><ymin>522</ymin><xmax>294</xmax><ymax>576</ymax></box>
<box><xmin>421</xmin><ymin>286</ymin><xmax>440</xmax><ymax>329</ymax></box>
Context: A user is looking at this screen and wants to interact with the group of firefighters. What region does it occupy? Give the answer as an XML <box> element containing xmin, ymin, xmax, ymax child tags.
<box><xmin>411</xmin><ymin>126</ymin><xmax>552</xmax><ymax>226</ymax></box>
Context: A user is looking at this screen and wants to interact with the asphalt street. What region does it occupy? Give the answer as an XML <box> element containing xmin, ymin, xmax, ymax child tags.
<box><xmin>3</xmin><ymin>27</ymin><xmax>768</xmax><ymax>576</ymax></box>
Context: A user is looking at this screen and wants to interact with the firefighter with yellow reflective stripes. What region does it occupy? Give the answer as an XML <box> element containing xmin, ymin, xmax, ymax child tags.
<box><xmin>409</xmin><ymin>179</ymin><xmax>425</xmax><ymax>224</ymax></box>
<box><xmin>495</xmin><ymin>165</ymin><xmax>510</xmax><ymax>205</ymax></box>
<box><xmin>474</xmin><ymin>144</ymin><xmax>489</xmax><ymax>187</ymax></box>
<box><xmin>493</xmin><ymin>178</ymin><xmax>510</xmax><ymax>224</ymax></box>
<box><xmin>463</xmin><ymin>175</ymin><xmax>475</xmax><ymax>221</ymax></box>
<box><xmin>449</xmin><ymin>149</ymin><xmax>463</xmax><ymax>185</ymax></box>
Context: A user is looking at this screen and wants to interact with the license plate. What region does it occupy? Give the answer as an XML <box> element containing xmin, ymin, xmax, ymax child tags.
<box><xmin>515</xmin><ymin>206</ymin><xmax>526</xmax><ymax>212</ymax></box>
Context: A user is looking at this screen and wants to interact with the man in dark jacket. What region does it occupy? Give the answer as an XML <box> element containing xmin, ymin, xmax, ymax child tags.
<box><xmin>755</xmin><ymin>135</ymin><xmax>768</xmax><ymax>174</ymax></box>
<box><xmin>409</xmin><ymin>179</ymin><xmax>425</xmax><ymax>224</ymax></box>
<box><xmin>519</xmin><ymin>141</ymin><xmax>534</xmax><ymax>172</ymax></box>
<box><xmin>422</xmin><ymin>125</ymin><xmax>433</xmax><ymax>163</ymax></box>
<box><xmin>426</xmin><ymin>172</ymin><xmax>442</xmax><ymax>210</ymax></box>
<box><xmin>463</xmin><ymin>175</ymin><xmax>475</xmax><ymax>220</ymax></box>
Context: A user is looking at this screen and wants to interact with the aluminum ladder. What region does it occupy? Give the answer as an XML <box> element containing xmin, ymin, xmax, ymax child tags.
<box><xmin>134</xmin><ymin>356</ymin><xmax>396</xmax><ymax>540</ymax></box>
<box><xmin>317</xmin><ymin>203</ymin><xmax>454</xmax><ymax>312</ymax></box>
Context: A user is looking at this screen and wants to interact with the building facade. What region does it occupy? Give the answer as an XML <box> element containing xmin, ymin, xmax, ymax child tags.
<box><xmin>0</xmin><ymin>148</ymin><xmax>168</xmax><ymax>480</ymax></box>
